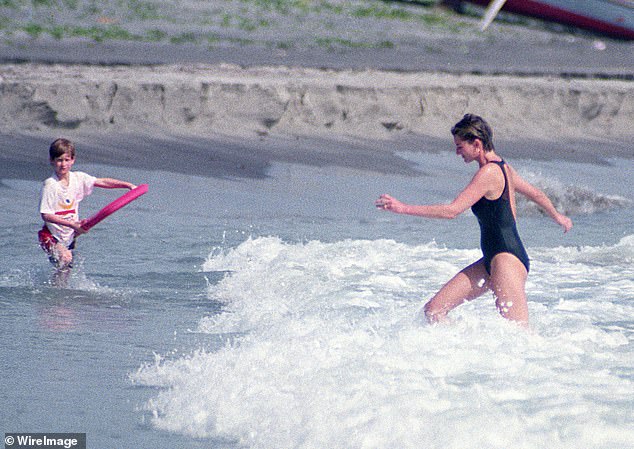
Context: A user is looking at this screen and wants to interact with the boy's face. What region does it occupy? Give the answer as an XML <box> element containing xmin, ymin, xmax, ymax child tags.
<box><xmin>51</xmin><ymin>152</ymin><xmax>75</xmax><ymax>178</ymax></box>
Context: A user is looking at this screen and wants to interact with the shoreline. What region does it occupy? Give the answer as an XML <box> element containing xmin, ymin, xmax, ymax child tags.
<box><xmin>2</xmin><ymin>127</ymin><xmax>630</xmax><ymax>184</ymax></box>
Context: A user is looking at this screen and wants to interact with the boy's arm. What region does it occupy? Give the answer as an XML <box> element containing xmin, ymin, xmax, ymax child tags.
<box><xmin>94</xmin><ymin>178</ymin><xmax>136</xmax><ymax>190</ymax></box>
<box><xmin>41</xmin><ymin>213</ymin><xmax>87</xmax><ymax>235</ymax></box>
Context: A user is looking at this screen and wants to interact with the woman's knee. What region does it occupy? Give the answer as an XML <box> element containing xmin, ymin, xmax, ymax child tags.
<box><xmin>493</xmin><ymin>289</ymin><xmax>528</xmax><ymax>323</ymax></box>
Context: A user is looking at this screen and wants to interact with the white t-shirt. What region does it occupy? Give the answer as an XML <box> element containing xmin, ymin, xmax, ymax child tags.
<box><xmin>40</xmin><ymin>171</ymin><xmax>96</xmax><ymax>246</ymax></box>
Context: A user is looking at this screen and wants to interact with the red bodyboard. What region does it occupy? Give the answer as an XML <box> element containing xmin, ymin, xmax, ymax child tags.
<box><xmin>81</xmin><ymin>184</ymin><xmax>148</xmax><ymax>231</ymax></box>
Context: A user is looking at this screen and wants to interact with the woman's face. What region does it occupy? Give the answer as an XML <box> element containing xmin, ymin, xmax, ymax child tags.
<box><xmin>454</xmin><ymin>136</ymin><xmax>480</xmax><ymax>163</ymax></box>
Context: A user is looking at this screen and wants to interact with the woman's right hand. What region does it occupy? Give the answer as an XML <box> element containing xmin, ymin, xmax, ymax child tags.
<box><xmin>375</xmin><ymin>194</ymin><xmax>407</xmax><ymax>214</ymax></box>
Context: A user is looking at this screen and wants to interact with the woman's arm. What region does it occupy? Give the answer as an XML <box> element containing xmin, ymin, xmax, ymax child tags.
<box><xmin>375</xmin><ymin>194</ymin><xmax>463</xmax><ymax>218</ymax></box>
<box><xmin>376</xmin><ymin>164</ymin><xmax>499</xmax><ymax>219</ymax></box>
<box><xmin>94</xmin><ymin>178</ymin><xmax>136</xmax><ymax>189</ymax></box>
<box><xmin>509</xmin><ymin>166</ymin><xmax>573</xmax><ymax>233</ymax></box>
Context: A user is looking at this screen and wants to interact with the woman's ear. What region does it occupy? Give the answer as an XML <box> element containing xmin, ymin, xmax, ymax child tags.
<box><xmin>474</xmin><ymin>138</ymin><xmax>484</xmax><ymax>153</ymax></box>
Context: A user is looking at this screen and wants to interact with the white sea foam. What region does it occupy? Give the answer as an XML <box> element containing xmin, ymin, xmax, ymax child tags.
<box><xmin>132</xmin><ymin>235</ymin><xmax>634</xmax><ymax>449</ymax></box>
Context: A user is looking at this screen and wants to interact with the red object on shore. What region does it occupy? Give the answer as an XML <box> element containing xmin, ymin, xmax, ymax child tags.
<box><xmin>81</xmin><ymin>184</ymin><xmax>148</xmax><ymax>231</ymax></box>
<box><xmin>464</xmin><ymin>0</ymin><xmax>634</xmax><ymax>39</ymax></box>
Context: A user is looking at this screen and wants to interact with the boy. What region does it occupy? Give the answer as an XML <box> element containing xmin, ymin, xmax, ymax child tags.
<box><xmin>39</xmin><ymin>138</ymin><xmax>137</xmax><ymax>269</ymax></box>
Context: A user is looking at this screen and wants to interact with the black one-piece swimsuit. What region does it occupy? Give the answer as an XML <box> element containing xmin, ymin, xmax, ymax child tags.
<box><xmin>471</xmin><ymin>160</ymin><xmax>530</xmax><ymax>275</ymax></box>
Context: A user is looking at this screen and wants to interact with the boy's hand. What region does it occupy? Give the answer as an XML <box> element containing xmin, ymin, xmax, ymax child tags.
<box><xmin>73</xmin><ymin>220</ymin><xmax>88</xmax><ymax>235</ymax></box>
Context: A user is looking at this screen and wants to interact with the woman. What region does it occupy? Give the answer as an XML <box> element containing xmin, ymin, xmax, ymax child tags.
<box><xmin>375</xmin><ymin>114</ymin><xmax>572</xmax><ymax>326</ymax></box>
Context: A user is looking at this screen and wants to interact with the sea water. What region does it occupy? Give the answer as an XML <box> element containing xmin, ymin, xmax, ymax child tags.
<box><xmin>0</xmin><ymin>148</ymin><xmax>632</xmax><ymax>449</ymax></box>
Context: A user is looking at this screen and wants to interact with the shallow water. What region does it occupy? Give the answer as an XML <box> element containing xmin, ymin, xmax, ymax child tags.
<box><xmin>1</xmin><ymin>149</ymin><xmax>632</xmax><ymax>448</ymax></box>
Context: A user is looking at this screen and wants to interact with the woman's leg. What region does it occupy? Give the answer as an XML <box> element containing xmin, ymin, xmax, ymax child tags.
<box><xmin>489</xmin><ymin>253</ymin><xmax>529</xmax><ymax>325</ymax></box>
<box><xmin>423</xmin><ymin>259</ymin><xmax>490</xmax><ymax>323</ymax></box>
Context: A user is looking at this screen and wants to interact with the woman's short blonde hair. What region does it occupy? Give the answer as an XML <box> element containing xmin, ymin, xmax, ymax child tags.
<box><xmin>451</xmin><ymin>114</ymin><xmax>495</xmax><ymax>152</ymax></box>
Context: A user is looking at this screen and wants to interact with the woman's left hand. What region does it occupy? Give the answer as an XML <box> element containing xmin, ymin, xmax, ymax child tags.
<box><xmin>557</xmin><ymin>214</ymin><xmax>573</xmax><ymax>233</ymax></box>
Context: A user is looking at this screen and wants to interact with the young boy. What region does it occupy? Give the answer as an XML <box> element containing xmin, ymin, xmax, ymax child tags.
<box><xmin>39</xmin><ymin>138</ymin><xmax>137</xmax><ymax>269</ymax></box>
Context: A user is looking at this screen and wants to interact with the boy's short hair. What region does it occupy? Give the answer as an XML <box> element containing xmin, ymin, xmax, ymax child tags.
<box><xmin>49</xmin><ymin>138</ymin><xmax>75</xmax><ymax>160</ymax></box>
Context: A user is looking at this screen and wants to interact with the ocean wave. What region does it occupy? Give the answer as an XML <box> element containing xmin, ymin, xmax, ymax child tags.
<box><xmin>517</xmin><ymin>173</ymin><xmax>631</xmax><ymax>215</ymax></box>
<box><xmin>131</xmin><ymin>236</ymin><xmax>634</xmax><ymax>448</ymax></box>
<box><xmin>539</xmin><ymin>234</ymin><xmax>634</xmax><ymax>266</ymax></box>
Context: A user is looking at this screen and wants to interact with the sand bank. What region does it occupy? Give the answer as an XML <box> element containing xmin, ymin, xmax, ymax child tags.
<box><xmin>2</xmin><ymin>63</ymin><xmax>633</xmax><ymax>141</ymax></box>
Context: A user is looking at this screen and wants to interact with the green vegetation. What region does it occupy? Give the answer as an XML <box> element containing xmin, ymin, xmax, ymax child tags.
<box><xmin>353</xmin><ymin>4</ymin><xmax>416</xmax><ymax>20</ymax></box>
<box><xmin>126</xmin><ymin>0</ymin><xmax>159</xmax><ymax>20</ymax></box>
<box><xmin>50</xmin><ymin>25</ymin><xmax>64</xmax><ymax>39</ymax></box>
<box><xmin>145</xmin><ymin>28</ymin><xmax>167</xmax><ymax>42</ymax></box>
<box><xmin>0</xmin><ymin>0</ymin><xmax>476</xmax><ymax>48</ymax></box>
<box><xmin>32</xmin><ymin>0</ymin><xmax>55</xmax><ymax>6</ymax></box>
<box><xmin>239</xmin><ymin>0</ymin><xmax>312</xmax><ymax>15</ymax></box>
<box><xmin>64</xmin><ymin>25</ymin><xmax>140</xmax><ymax>41</ymax></box>
<box><xmin>17</xmin><ymin>22</ymin><xmax>142</xmax><ymax>42</ymax></box>
<box><xmin>170</xmin><ymin>31</ymin><xmax>197</xmax><ymax>44</ymax></box>
<box><xmin>275</xmin><ymin>41</ymin><xmax>294</xmax><ymax>49</ymax></box>
<box><xmin>316</xmin><ymin>36</ymin><xmax>394</xmax><ymax>49</ymax></box>
<box><xmin>23</xmin><ymin>22</ymin><xmax>44</xmax><ymax>37</ymax></box>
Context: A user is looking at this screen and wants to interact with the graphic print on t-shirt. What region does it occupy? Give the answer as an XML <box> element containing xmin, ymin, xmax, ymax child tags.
<box><xmin>56</xmin><ymin>197</ymin><xmax>76</xmax><ymax>216</ymax></box>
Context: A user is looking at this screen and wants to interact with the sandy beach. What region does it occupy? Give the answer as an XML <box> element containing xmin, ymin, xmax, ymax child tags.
<box><xmin>0</xmin><ymin>0</ymin><xmax>632</xmax><ymax>177</ymax></box>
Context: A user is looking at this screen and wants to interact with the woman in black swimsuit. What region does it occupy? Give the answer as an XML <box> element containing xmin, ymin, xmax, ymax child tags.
<box><xmin>375</xmin><ymin>114</ymin><xmax>572</xmax><ymax>326</ymax></box>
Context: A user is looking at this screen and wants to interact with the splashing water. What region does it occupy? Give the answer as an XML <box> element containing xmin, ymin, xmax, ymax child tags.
<box><xmin>132</xmin><ymin>235</ymin><xmax>634</xmax><ymax>449</ymax></box>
